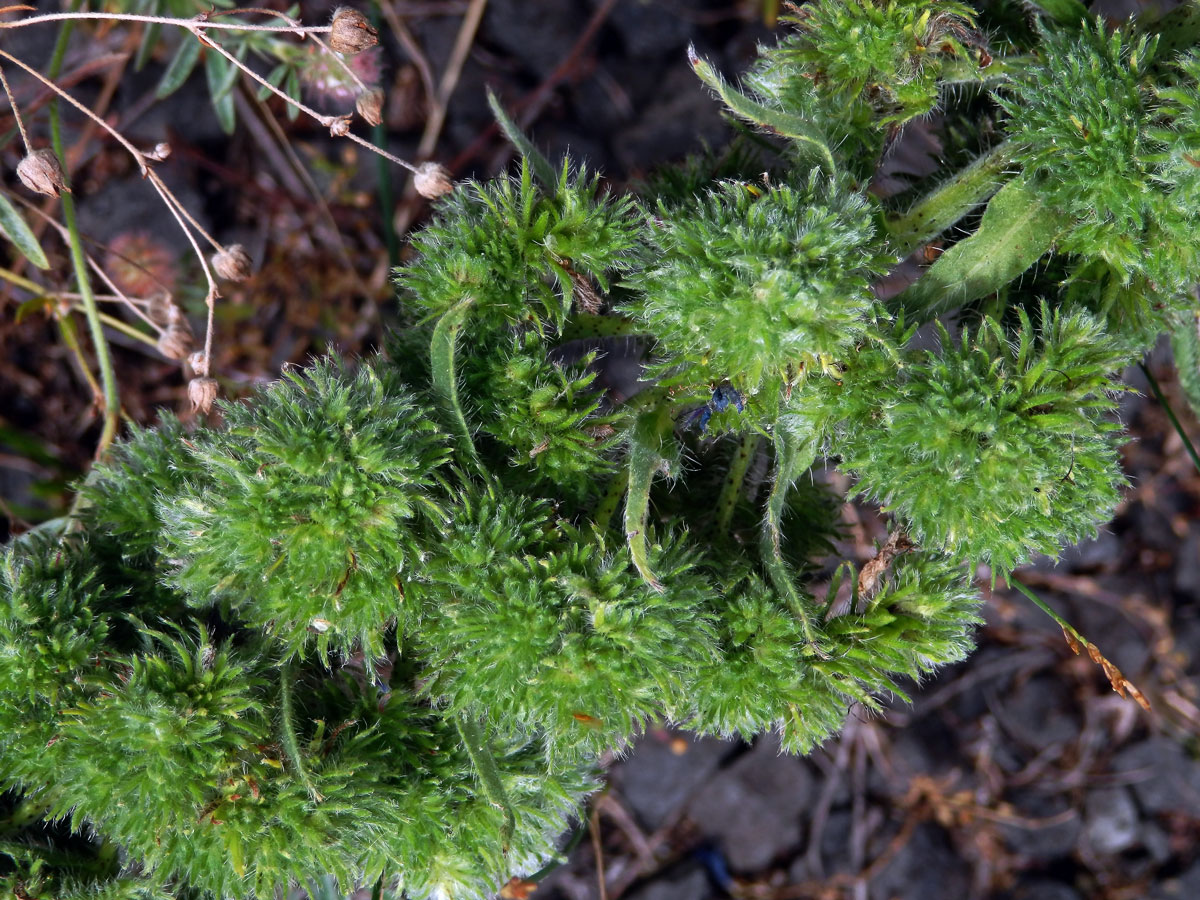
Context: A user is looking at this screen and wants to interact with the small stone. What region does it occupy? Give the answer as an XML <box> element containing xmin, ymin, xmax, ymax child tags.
<box><xmin>1012</xmin><ymin>881</ymin><xmax>1083</xmax><ymax>900</ymax></box>
<box><xmin>611</xmin><ymin>731</ymin><xmax>731</xmax><ymax>830</ymax></box>
<box><xmin>188</xmin><ymin>377</ymin><xmax>219</xmax><ymax>414</ymax></box>
<box><xmin>414</xmin><ymin>161</ymin><xmax>454</xmax><ymax>199</ymax></box>
<box><xmin>212</xmin><ymin>244</ymin><xmax>252</xmax><ymax>282</ymax></box>
<box><xmin>16</xmin><ymin>148</ymin><xmax>69</xmax><ymax>197</ymax></box>
<box><xmin>328</xmin><ymin>7</ymin><xmax>378</xmax><ymax>55</ymax></box>
<box><xmin>1081</xmin><ymin>786</ymin><xmax>1140</xmax><ymax>854</ymax></box>
<box><xmin>622</xmin><ymin>864</ymin><xmax>711</xmax><ymax>900</ymax></box>
<box><xmin>684</xmin><ymin>735</ymin><xmax>813</xmax><ymax>872</ymax></box>
<box><xmin>1111</xmin><ymin>737</ymin><xmax>1200</xmax><ymax>815</ymax></box>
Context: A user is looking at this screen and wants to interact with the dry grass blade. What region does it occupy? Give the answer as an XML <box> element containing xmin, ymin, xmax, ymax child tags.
<box><xmin>1060</xmin><ymin>625</ymin><xmax>1152</xmax><ymax>712</ymax></box>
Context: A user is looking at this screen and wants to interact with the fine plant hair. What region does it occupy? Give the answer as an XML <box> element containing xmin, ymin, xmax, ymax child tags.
<box><xmin>4</xmin><ymin>1</ymin><xmax>1199</xmax><ymax>898</ymax></box>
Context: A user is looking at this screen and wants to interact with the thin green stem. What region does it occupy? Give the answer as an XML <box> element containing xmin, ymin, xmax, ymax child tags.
<box><xmin>430</xmin><ymin>296</ymin><xmax>479</xmax><ymax>462</ymax></box>
<box><xmin>93</xmin><ymin>310</ymin><xmax>158</xmax><ymax>348</ymax></box>
<box><xmin>714</xmin><ymin>432</ymin><xmax>759</xmax><ymax>534</ymax></box>
<box><xmin>1139</xmin><ymin>361</ymin><xmax>1200</xmax><ymax>475</ymax></box>
<box><xmin>1007</xmin><ymin>577</ymin><xmax>1090</xmax><ymax>649</ymax></box>
<box><xmin>625</xmin><ymin>403</ymin><xmax>674</xmax><ymax>591</ymax></box>
<box><xmin>761</xmin><ymin>429</ymin><xmax>821</xmax><ymax>650</ymax></box>
<box><xmin>47</xmin><ymin>10</ymin><xmax>119</xmax><ymax>457</ymax></box>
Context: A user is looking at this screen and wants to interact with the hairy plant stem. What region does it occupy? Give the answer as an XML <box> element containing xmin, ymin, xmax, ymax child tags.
<box><xmin>714</xmin><ymin>432</ymin><xmax>760</xmax><ymax>534</ymax></box>
<box><xmin>46</xmin><ymin>10</ymin><xmax>119</xmax><ymax>457</ymax></box>
<box><xmin>454</xmin><ymin>714</ymin><xmax>515</xmax><ymax>852</ymax></box>
<box><xmin>592</xmin><ymin>468</ymin><xmax>629</xmax><ymax>533</ymax></box>
<box><xmin>431</xmin><ymin>297</ymin><xmax>480</xmax><ymax>463</ymax></box>
<box><xmin>279</xmin><ymin>662</ymin><xmax>324</xmax><ymax>803</ymax></box>
<box><xmin>884</xmin><ymin>138</ymin><xmax>1017</xmax><ymax>258</ymax></box>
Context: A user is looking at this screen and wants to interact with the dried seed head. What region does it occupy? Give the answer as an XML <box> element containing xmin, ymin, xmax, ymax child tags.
<box><xmin>188</xmin><ymin>350</ymin><xmax>209</xmax><ymax>376</ymax></box>
<box><xmin>212</xmin><ymin>244</ymin><xmax>252</xmax><ymax>282</ymax></box>
<box><xmin>16</xmin><ymin>148</ymin><xmax>69</xmax><ymax>197</ymax></box>
<box><xmin>145</xmin><ymin>142</ymin><xmax>171</xmax><ymax>162</ymax></box>
<box><xmin>147</xmin><ymin>292</ymin><xmax>173</xmax><ymax>326</ymax></box>
<box><xmin>329</xmin><ymin>7</ymin><xmax>378</xmax><ymax>54</ymax></box>
<box><xmin>328</xmin><ymin>114</ymin><xmax>352</xmax><ymax>137</ymax></box>
<box><xmin>414</xmin><ymin>161</ymin><xmax>454</xmax><ymax>200</ymax></box>
<box><xmin>188</xmin><ymin>377</ymin><xmax>219</xmax><ymax>414</ymax></box>
<box><xmin>157</xmin><ymin>323</ymin><xmax>194</xmax><ymax>361</ymax></box>
<box><xmin>355</xmin><ymin>88</ymin><xmax>384</xmax><ymax>127</ymax></box>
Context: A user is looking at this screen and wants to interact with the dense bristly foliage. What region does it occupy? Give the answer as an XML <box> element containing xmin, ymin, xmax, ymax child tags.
<box><xmin>6</xmin><ymin>2</ymin><xmax>1199</xmax><ymax>898</ymax></box>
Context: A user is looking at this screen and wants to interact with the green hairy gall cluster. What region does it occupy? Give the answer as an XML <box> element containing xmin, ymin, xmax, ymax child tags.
<box><xmin>161</xmin><ymin>361</ymin><xmax>451</xmax><ymax>660</ymax></box>
<box><xmin>630</xmin><ymin>173</ymin><xmax>890</xmax><ymax>390</ymax></box>
<box><xmin>6</xmin><ymin>2</ymin><xmax>1200</xmax><ymax>898</ymax></box>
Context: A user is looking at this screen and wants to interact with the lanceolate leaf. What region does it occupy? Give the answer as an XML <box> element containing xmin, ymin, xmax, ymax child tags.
<box><xmin>205</xmin><ymin>50</ymin><xmax>238</xmax><ymax>135</ymax></box>
<box><xmin>156</xmin><ymin>36</ymin><xmax>202</xmax><ymax>99</ymax></box>
<box><xmin>688</xmin><ymin>45</ymin><xmax>836</xmax><ymax>176</ymax></box>
<box><xmin>884</xmin><ymin>140</ymin><xmax>1016</xmax><ymax>258</ymax></box>
<box><xmin>897</xmin><ymin>176</ymin><xmax>1068</xmax><ymax>320</ymax></box>
<box><xmin>430</xmin><ymin>295</ymin><xmax>478</xmax><ymax>461</ymax></box>
<box><xmin>487</xmin><ymin>90</ymin><xmax>557</xmax><ymax>189</ymax></box>
<box><xmin>761</xmin><ymin>427</ymin><xmax>820</xmax><ymax>646</ymax></box>
<box><xmin>0</xmin><ymin>193</ymin><xmax>49</xmax><ymax>269</ymax></box>
<box><xmin>624</xmin><ymin>404</ymin><xmax>674</xmax><ymax>591</ymax></box>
